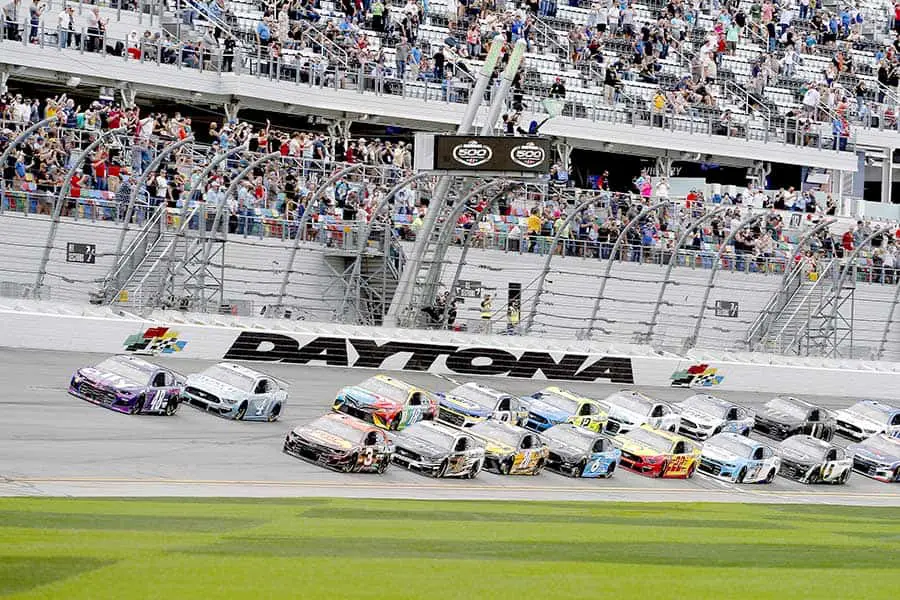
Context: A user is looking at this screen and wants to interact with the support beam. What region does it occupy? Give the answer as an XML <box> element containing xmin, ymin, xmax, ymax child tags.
<box><xmin>35</xmin><ymin>127</ymin><xmax>126</xmax><ymax>296</ymax></box>
<box><xmin>119</xmin><ymin>85</ymin><xmax>136</xmax><ymax>107</ymax></box>
<box><xmin>555</xmin><ymin>141</ymin><xmax>573</xmax><ymax>173</ymax></box>
<box><xmin>882</xmin><ymin>147</ymin><xmax>892</xmax><ymax>204</ymax></box>
<box><xmin>0</xmin><ymin>70</ymin><xmax>8</xmax><ymax>95</ymax></box>
<box><xmin>224</xmin><ymin>98</ymin><xmax>241</xmax><ymax>122</ymax></box>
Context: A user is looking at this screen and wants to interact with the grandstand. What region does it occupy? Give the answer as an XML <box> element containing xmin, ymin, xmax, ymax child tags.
<box><xmin>2</xmin><ymin>0</ymin><xmax>900</xmax><ymax>362</ymax></box>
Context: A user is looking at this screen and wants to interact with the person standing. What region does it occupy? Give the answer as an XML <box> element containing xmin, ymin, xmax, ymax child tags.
<box><xmin>395</xmin><ymin>36</ymin><xmax>409</xmax><ymax>79</ymax></box>
<box><xmin>480</xmin><ymin>294</ymin><xmax>493</xmax><ymax>334</ymax></box>
<box><xmin>506</xmin><ymin>299</ymin><xmax>520</xmax><ymax>335</ymax></box>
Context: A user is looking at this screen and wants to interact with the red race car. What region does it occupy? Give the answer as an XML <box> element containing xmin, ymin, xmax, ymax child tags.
<box><xmin>332</xmin><ymin>375</ymin><xmax>439</xmax><ymax>431</ymax></box>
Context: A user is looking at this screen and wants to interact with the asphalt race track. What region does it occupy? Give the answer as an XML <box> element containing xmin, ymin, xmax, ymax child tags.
<box><xmin>1</xmin><ymin>349</ymin><xmax>898</xmax><ymax>505</ymax></box>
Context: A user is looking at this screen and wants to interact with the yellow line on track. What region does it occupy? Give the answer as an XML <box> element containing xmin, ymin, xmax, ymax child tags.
<box><xmin>4</xmin><ymin>477</ymin><xmax>899</xmax><ymax>498</ymax></box>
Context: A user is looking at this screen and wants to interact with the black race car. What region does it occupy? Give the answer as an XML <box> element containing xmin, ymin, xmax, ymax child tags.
<box><xmin>283</xmin><ymin>413</ymin><xmax>393</xmax><ymax>473</ymax></box>
<box><xmin>753</xmin><ymin>397</ymin><xmax>835</xmax><ymax>441</ymax></box>
<box><xmin>391</xmin><ymin>421</ymin><xmax>484</xmax><ymax>478</ymax></box>
<box><xmin>777</xmin><ymin>435</ymin><xmax>852</xmax><ymax>484</ymax></box>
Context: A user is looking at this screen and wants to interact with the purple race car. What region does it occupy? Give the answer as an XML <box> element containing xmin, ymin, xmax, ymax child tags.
<box><xmin>69</xmin><ymin>355</ymin><xmax>183</xmax><ymax>415</ymax></box>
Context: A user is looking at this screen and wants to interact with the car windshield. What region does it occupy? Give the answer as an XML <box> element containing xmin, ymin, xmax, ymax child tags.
<box><xmin>451</xmin><ymin>385</ymin><xmax>501</xmax><ymax>410</ymax></box>
<box><xmin>766</xmin><ymin>398</ymin><xmax>807</xmax><ymax>419</ymax></box>
<box><xmin>623</xmin><ymin>428</ymin><xmax>672</xmax><ymax>454</ymax></box>
<box><xmin>608</xmin><ymin>392</ymin><xmax>653</xmax><ymax>415</ymax></box>
<box><xmin>706</xmin><ymin>436</ymin><xmax>753</xmax><ymax>458</ymax></box>
<box><xmin>535</xmin><ymin>390</ymin><xmax>580</xmax><ymax>414</ymax></box>
<box><xmin>862</xmin><ymin>435</ymin><xmax>900</xmax><ymax>455</ymax></box>
<box><xmin>547</xmin><ymin>427</ymin><xmax>592</xmax><ymax>452</ymax></box>
<box><xmin>201</xmin><ymin>365</ymin><xmax>256</xmax><ymax>392</ymax></box>
<box><xmin>681</xmin><ymin>396</ymin><xmax>728</xmax><ymax>418</ymax></box>
<box><xmin>94</xmin><ymin>358</ymin><xmax>151</xmax><ymax>385</ymax></box>
<box><xmin>472</xmin><ymin>422</ymin><xmax>520</xmax><ymax>447</ymax></box>
<box><xmin>358</xmin><ymin>377</ymin><xmax>408</xmax><ymax>402</ymax></box>
<box><xmin>407</xmin><ymin>425</ymin><xmax>455</xmax><ymax>449</ymax></box>
<box><xmin>312</xmin><ymin>417</ymin><xmax>362</xmax><ymax>441</ymax></box>
<box><xmin>784</xmin><ymin>437</ymin><xmax>825</xmax><ymax>458</ymax></box>
<box><xmin>848</xmin><ymin>402</ymin><xmax>892</xmax><ymax>424</ymax></box>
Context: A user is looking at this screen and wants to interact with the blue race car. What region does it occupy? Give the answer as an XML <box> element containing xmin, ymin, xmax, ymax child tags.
<box><xmin>521</xmin><ymin>386</ymin><xmax>609</xmax><ymax>433</ymax></box>
<box><xmin>697</xmin><ymin>432</ymin><xmax>780</xmax><ymax>483</ymax></box>
<box><xmin>542</xmin><ymin>423</ymin><xmax>621</xmax><ymax>478</ymax></box>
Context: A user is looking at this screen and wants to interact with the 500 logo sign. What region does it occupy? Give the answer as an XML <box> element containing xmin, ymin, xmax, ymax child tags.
<box><xmin>434</xmin><ymin>136</ymin><xmax>551</xmax><ymax>173</ymax></box>
<box><xmin>224</xmin><ymin>333</ymin><xmax>634</xmax><ymax>383</ymax></box>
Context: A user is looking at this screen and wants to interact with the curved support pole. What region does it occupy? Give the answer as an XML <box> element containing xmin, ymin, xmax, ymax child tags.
<box><xmin>877</xmin><ymin>256</ymin><xmax>900</xmax><ymax>360</ymax></box>
<box><xmin>35</xmin><ymin>127</ymin><xmax>127</xmax><ymax>296</ymax></box>
<box><xmin>645</xmin><ymin>205</ymin><xmax>731</xmax><ymax>344</ymax></box>
<box><xmin>439</xmin><ymin>181</ymin><xmax>508</xmax><ymax>328</ymax></box>
<box><xmin>689</xmin><ymin>211</ymin><xmax>768</xmax><ymax>348</ymax></box>
<box><xmin>829</xmin><ymin>226</ymin><xmax>892</xmax><ymax>358</ymax></box>
<box><xmin>115</xmin><ymin>135</ymin><xmax>195</xmax><ymax>258</ymax></box>
<box><xmin>194</xmin><ymin>142</ymin><xmax>250</xmax><ymax>234</ymax></box>
<box><xmin>0</xmin><ymin>117</ymin><xmax>57</xmax><ymax>206</ymax></box>
<box><xmin>584</xmin><ymin>199</ymin><xmax>672</xmax><ymax>338</ymax></box>
<box><xmin>524</xmin><ymin>195</ymin><xmax>595</xmax><ymax>333</ymax></box>
<box><xmin>275</xmin><ymin>162</ymin><xmax>367</xmax><ymax>309</ymax></box>
<box><xmin>218</xmin><ymin>150</ymin><xmax>286</xmax><ymax>243</ymax></box>
<box><xmin>782</xmin><ymin>218</ymin><xmax>837</xmax><ymax>284</ymax></box>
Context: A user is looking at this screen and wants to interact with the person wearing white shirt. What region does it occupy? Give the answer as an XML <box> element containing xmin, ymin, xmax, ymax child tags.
<box><xmin>57</xmin><ymin>4</ymin><xmax>74</xmax><ymax>48</ymax></box>
<box><xmin>802</xmin><ymin>85</ymin><xmax>820</xmax><ymax>118</ymax></box>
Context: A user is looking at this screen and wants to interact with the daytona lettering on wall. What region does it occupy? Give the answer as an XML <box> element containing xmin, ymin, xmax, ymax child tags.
<box><xmin>223</xmin><ymin>333</ymin><xmax>635</xmax><ymax>383</ymax></box>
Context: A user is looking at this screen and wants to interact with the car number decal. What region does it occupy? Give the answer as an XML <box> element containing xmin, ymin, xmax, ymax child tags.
<box><xmin>149</xmin><ymin>390</ymin><xmax>166</xmax><ymax>412</ymax></box>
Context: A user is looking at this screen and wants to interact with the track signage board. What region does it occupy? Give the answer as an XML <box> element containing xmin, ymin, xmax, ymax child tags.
<box><xmin>433</xmin><ymin>136</ymin><xmax>552</xmax><ymax>173</ymax></box>
<box><xmin>66</xmin><ymin>243</ymin><xmax>96</xmax><ymax>264</ymax></box>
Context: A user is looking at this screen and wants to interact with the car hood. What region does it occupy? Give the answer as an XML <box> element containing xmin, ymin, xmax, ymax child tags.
<box><xmin>186</xmin><ymin>374</ymin><xmax>248</xmax><ymax>400</ymax></box>
<box><xmin>679</xmin><ymin>407</ymin><xmax>721</xmax><ymax>427</ymax></box>
<box><xmin>701</xmin><ymin>445</ymin><xmax>744</xmax><ymax>465</ymax></box>
<box><xmin>439</xmin><ymin>393</ymin><xmax>493</xmax><ymax>417</ymax></box>
<box><xmin>339</xmin><ymin>386</ymin><xmax>400</xmax><ymax>409</ymax></box>
<box><xmin>545</xmin><ymin>438</ymin><xmax>587</xmax><ymax>460</ymax></box>
<box><xmin>78</xmin><ymin>368</ymin><xmax>143</xmax><ymax>394</ymax></box>
<box><xmin>394</xmin><ymin>434</ymin><xmax>446</xmax><ymax>459</ymax></box>
<box><xmin>607</xmin><ymin>405</ymin><xmax>647</xmax><ymax>424</ymax></box>
<box><xmin>759</xmin><ymin>408</ymin><xmax>804</xmax><ymax>425</ymax></box>
<box><xmin>835</xmin><ymin>409</ymin><xmax>886</xmax><ymax>432</ymax></box>
<box><xmin>779</xmin><ymin>447</ymin><xmax>819</xmax><ymax>464</ymax></box>
<box><xmin>525</xmin><ymin>399</ymin><xmax>572</xmax><ymax>422</ymax></box>
<box><xmin>293</xmin><ymin>426</ymin><xmax>354</xmax><ymax>451</ymax></box>
<box><xmin>848</xmin><ymin>441</ymin><xmax>900</xmax><ymax>465</ymax></box>
<box><xmin>614</xmin><ymin>437</ymin><xmax>664</xmax><ymax>458</ymax></box>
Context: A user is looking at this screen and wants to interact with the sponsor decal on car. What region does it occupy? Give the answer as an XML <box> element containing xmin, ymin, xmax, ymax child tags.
<box><xmin>671</xmin><ymin>363</ymin><xmax>723</xmax><ymax>388</ymax></box>
<box><xmin>223</xmin><ymin>333</ymin><xmax>635</xmax><ymax>383</ymax></box>
<box><xmin>123</xmin><ymin>327</ymin><xmax>188</xmax><ymax>355</ymax></box>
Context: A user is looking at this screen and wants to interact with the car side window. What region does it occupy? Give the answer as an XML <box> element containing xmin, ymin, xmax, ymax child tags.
<box><xmin>592</xmin><ymin>439</ymin><xmax>607</xmax><ymax>453</ymax></box>
<box><xmin>409</xmin><ymin>392</ymin><xmax>423</xmax><ymax>406</ymax></box>
<box><xmin>673</xmin><ymin>441</ymin><xmax>686</xmax><ymax>454</ymax></box>
<box><xmin>152</xmin><ymin>372</ymin><xmax>167</xmax><ymax>387</ymax></box>
<box><xmin>454</xmin><ymin>437</ymin><xmax>468</xmax><ymax>452</ymax></box>
<box><xmin>726</xmin><ymin>408</ymin><xmax>739</xmax><ymax>421</ymax></box>
<box><xmin>891</xmin><ymin>413</ymin><xmax>900</xmax><ymax>426</ymax></box>
<box><xmin>752</xmin><ymin>447</ymin><xmax>764</xmax><ymax>460</ymax></box>
<box><xmin>497</xmin><ymin>397</ymin><xmax>511</xmax><ymax>412</ymax></box>
<box><xmin>364</xmin><ymin>431</ymin><xmax>379</xmax><ymax>446</ymax></box>
<box><xmin>824</xmin><ymin>448</ymin><xmax>837</xmax><ymax>462</ymax></box>
<box><xmin>254</xmin><ymin>379</ymin><xmax>270</xmax><ymax>394</ymax></box>
<box><xmin>520</xmin><ymin>435</ymin><xmax>534</xmax><ymax>450</ymax></box>
<box><xmin>808</xmin><ymin>409</ymin><xmax>820</xmax><ymax>422</ymax></box>
<box><xmin>579</xmin><ymin>403</ymin><xmax>596</xmax><ymax>416</ymax></box>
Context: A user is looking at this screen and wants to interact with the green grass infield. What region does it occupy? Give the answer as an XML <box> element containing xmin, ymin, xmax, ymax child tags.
<box><xmin>0</xmin><ymin>498</ymin><xmax>898</xmax><ymax>599</ymax></box>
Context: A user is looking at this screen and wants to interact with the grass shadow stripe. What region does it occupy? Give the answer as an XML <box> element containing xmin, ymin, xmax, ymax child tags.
<box><xmin>0</xmin><ymin>511</ymin><xmax>262</xmax><ymax>533</ymax></box>
<box><xmin>0</xmin><ymin>556</ymin><xmax>114</xmax><ymax>596</ymax></box>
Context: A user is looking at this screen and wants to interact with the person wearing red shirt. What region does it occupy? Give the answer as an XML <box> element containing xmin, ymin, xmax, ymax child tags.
<box><xmin>841</xmin><ymin>226</ymin><xmax>854</xmax><ymax>254</ymax></box>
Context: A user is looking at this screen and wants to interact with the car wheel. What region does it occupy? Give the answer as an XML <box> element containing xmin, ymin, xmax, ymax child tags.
<box><xmin>267</xmin><ymin>404</ymin><xmax>281</xmax><ymax>422</ymax></box>
<box><xmin>736</xmin><ymin>467</ymin><xmax>747</xmax><ymax>484</ymax></box>
<box><xmin>575</xmin><ymin>459</ymin><xmax>588</xmax><ymax>478</ymax></box>
<box><xmin>436</xmin><ymin>459</ymin><xmax>450</xmax><ymax>478</ymax></box>
<box><xmin>389</xmin><ymin>415</ymin><xmax>401</xmax><ymax>431</ymax></box>
<box><xmin>499</xmin><ymin>458</ymin><xmax>513</xmax><ymax>475</ymax></box>
<box><xmin>656</xmin><ymin>461</ymin><xmax>668</xmax><ymax>478</ymax></box>
<box><xmin>764</xmin><ymin>468</ymin><xmax>776</xmax><ymax>483</ymax></box>
<box><xmin>130</xmin><ymin>396</ymin><xmax>144</xmax><ymax>415</ymax></box>
<box><xmin>533</xmin><ymin>458</ymin><xmax>545</xmax><ymax>474</ymax></box>
<box><xmin>164</xmin><ymin>398</ymin><xmax>178</xmax><ymax>416</ymax></box>
<box><xmin>686</xmin><ymin>462</ymin><xmax>697</xmax><ymax>479</ymax></box>
<box><xmin>823</xmin><ymin>428</ymin><xmax>834</xmax><ymax>442</ymax></box>
<box><xmin>466</xmin><ymin>460</ymin><xmax>482</xmax><ymax>479</ymax></box>
<box><xmin>376</xmin><ymin>456</ymin><xmax>389</xmax><ymax>474</ymax></box>
<box><xmin>344</xmin><ymin>453</ymin><xmax>358</xmax><ymax>473</ymax></box>
<box><xmin>839</xmin><ymin>468</ymin><xmax>851</xmax><ymax>484</ymax></box>
<box><xmin>742</xmin><ymin>427</ymin><xmax>751</xmax><ymax>437</ymax></box>
<box><xmin>235</xmin><ymin>402</ymin><xmax>247</xmax><ymax>421</ymax></box>
<box><xmin>605</xmin><ymin>462</ymin><xmax>616</xmax><ymax>478</ymax></box>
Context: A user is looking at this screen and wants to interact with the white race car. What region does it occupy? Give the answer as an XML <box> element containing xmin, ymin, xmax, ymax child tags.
<box><xmin>181</xmin><ymin>362</ymin><xmax>287</xmax><ymax>421</ymax></box>
<box><xmin>834</xmin><ymin>400</ymin><xmax>900</xmax><ymax>442</ymax></box>
<box><xmin>602</xmin><ymin>390</ymin><xmax>680</xmax><ymax>435</ymax></box>
<box><xmin>698</xmin><ymin>433</ymin><xmax>780</xmax><ymax>484</ymax></box>
<box><xmin>676</xmin><ymin>394</ymin><xmax>755</xmax><ymax>441</ymax></box>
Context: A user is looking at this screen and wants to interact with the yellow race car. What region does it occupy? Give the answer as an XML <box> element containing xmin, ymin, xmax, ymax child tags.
<box><xmin>468</xmin><ymin>420</ymin><xmax>549</xmax><ymax>475</ymax></box>
<box><xmin>612</xmin><ymin>424</ymin><xmax>701</xmax><ymax>478</ymax></box>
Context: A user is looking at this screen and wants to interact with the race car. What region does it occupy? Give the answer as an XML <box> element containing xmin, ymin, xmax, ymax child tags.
<box><xmin>332</xmin><ymin>375</ymin><xmax>439</xmax><ymax>431</ymax></box>
<box><xmin>602</xmin><ymin>390</ymin><xmax>680</xmax><ymax>435</ymax></box>
<box><xmin>436</xmin><ymin>382</ymin><xmax>528</xmax><ymax>428</ymax></box>
<box><xmin>542</xmin><ymin>423</ymin><xmax>621</xmax><ymax>478</ymax></box>
<box><xmin>391</xmin><ymin>421</ymin><xmax>484</xmax><ymax>478</ymax></box>
<box><xmin>834</xmin><ymin>400</ymin><xmax>900</xmax><ymax>442</ymax></box>
<box><xmin>520</xmin><ymin>386</ymin><xmax>609</xmax><ymax>433</ymax></box>
<box><xmin>675</xmin><ymin>394</ymin><xmax>755</xmax><ymax>440</ymax></box>
<box><xmin>697</xmin><ymin>433</ymin><xmax>780</xmax><ymax>484</ymax></box>
<box><xmin>468</xmin><ymin>420</ymin><xmax>548</xmax><ymax>475</ymax></box>
<box><xmin>777</xmin><ymin>435</ymin><xmax>852</xmax><ymax>484</ymax></box>
<box><xmin>753</xmin><ymin>396</ymin><xmax>836</xmax><ymax>441</ymax></box>
<box><xmin>283</xmin><ymin>413</ymin><xmax>392</xmax><ymax>473</ymax></box>
<box><xmin>69</xmin><ymin>355</ymin><xmax>182</xmax><ymax>415</ymax></box>
<box><xmin>846</xmin><ymin>433</ymin><xmax>900</xmax><ymax>482</ymax></box>
<box><xmin>611</xmin><ymin>424</ymin><xmax>701</xmax><ymax>478</ymax></box>
<box><xmin>181</xmin><ymin>362</ymin><xmax>287</xmax><ymax>421</ymax></box>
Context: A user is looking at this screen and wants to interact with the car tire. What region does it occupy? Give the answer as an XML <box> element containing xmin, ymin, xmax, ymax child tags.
<box><xmin>344</xmin><ymin>453</ymin><xmax>358</xmax><ymax>473</ymax></box>
<box><xmin>436</xmin><ymin>459</ymin><xmax>450</xmax><ymax>478</ymax></box>
<box><xmin>605</xmin><ymin>462</ymin><xmax>616</xmax><ymax>478</ymax></box>
<box><xmin>686</xmin><ymin>462</ymin><xmax>697</xmax><ymax>479</ymax></box>
<box><xmin>130</xmin><ymin>396</ymin><xmax>144</xmax><ymax>415</ymax></box>
<box><xmin>235</xmin><ymin>402</ymin><xmax>247</xmax><ymax>421</ymax></box>
<box><xmin>499</xmin><ymin>458</ymin><xmax>513</xmax><ymax>475</ymax></box>
<box><xmin>465</xmin><ymin>460</ymin><xmax>481</xmax><ymax>479</ymax></box>
<box><xmin>533</xmin><ymin>458</ymin><xmax>545</xmax><ymax>474</ymax></box>
<box><xmin>656</xmin><ymin>461</ymin><xmax>668</xmax><ymax>478</ymax></box>
<box><xmin>736</xmin><ymin>467</ymin><xmax>747</xmax><ymax>484</ymax></box>
<box><xmin>267</xmin><ymin>404</ymin><xmax>281</xmax><ymax>422</ymax></box>
<box><xmin>742</xmin><ymin>427</ymin><xmax>751</xmax><ymax>437</ymax></box>
<box><xmin>764</xmin><ymin>468</ymin><xmax>776</xmax><ymax>483</ymax></box>
<box><xmin>164</xmin><ymin>398</ymin><xmax>178</xmax><ymax>416</ymax></box>
<box><xmin>376</xmin><ymin>456</ymin><xmax>389</xmax><ymax>474</ymax></box>
<box><xmin>389</xmin><ymin>415</ymin><xmax>401</xmax><ymax>431</ymax></box>
<box><xmin>839</xmin><ymin>468</ymin><xmax>851</xmax><ymax>484</ymax></box>
<box><xmin>575</xmin><ymin>459</ymin><xmax>588</xmax><ymax>478</ymax></box>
